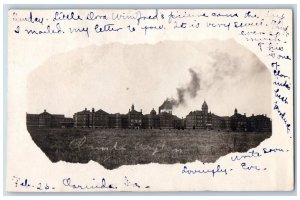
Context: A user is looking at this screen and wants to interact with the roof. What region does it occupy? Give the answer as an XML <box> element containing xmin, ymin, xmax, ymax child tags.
<box><xmin>211</xmin><ymin>113</ymin><xmax>221</xmax><ymax>118</ymax></box>
<box><xmin>231</xmin><ymin>113</ymin><xmax>247</xmax><ymax>119</ymax></box>
<box><xmin>39</xmin><ymin>111</ymin><xmax>51</xmax><ymax>116</ymax></box>
<box><xmin>221</xmin><ymin>116</ymin><xmax>230</xmax><ymax>119</ymax></box>
<box><xmin>76</xmin><ymin>109</ymin><xmax>91</xmax><ymax>114</ymax></box>
<box><xmin>188</xmin><ymin>110</ymin><xmax>204</xmax><ymax>116</ymax></box>
<box><xmin>128</xmin><ymin>109</ymin><xmax>142</xmax><ymax>115</ymax></box>
<box><xmin>249</xmin><ymin>114</ymin><xmax>270</xmax><ymax>120</ymax></box>
<box><xmin>95</xmin><ymin>109</ymin><xmax>109</xmax><ymax>115</ymax></box>
<box><xmin>150</xmin><ymin>108</ymin><xmax>157</xmax><ymax>115</ymax></box>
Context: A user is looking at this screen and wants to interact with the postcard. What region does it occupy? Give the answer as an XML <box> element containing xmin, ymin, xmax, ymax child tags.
<box><xmin>6</xmin><ymin>8</ymin><xmax>294</xmax><ymax>191</ymax></box>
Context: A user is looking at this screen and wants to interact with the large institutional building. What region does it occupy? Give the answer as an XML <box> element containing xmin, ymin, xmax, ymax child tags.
<box><xmin>26</xmin><ymin>109</ymin><xmax>73</xmax><ymax>128</ymax></box>
<box><xmin>26</xmin><ymin>101</ymin><xmax>272</xmax><ymax>132</ymax></box>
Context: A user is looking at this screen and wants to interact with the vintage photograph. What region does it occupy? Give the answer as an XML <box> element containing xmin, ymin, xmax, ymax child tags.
<box><xmin>7</xmin><ymin>8</ymin><xmax>293</xmax><ymax>192</ymax></box>
<box><xmin>26</xmin><ymin>39</ymin><xmax>272</xmax><ymax>170</ymax></box>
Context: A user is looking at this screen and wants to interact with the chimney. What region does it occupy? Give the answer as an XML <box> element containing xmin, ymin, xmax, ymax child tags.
<box><xmin>44</xmin><ymin>109</ymin><xmax>46</xmax><ymax>112</ymax></box>
<box><xmin>140</xmin><ymin>109</ymin><xmax>142</xmax><ymax>113</ymax></box>
<box><xmin>244</xmin><ymin>113</ymin><xmax>246</xmax><ymax>116</ymax></box>
<box><xmin>85</xmin><ymin>108</ymin><xmax>87</xmax><ymax>111</ymax></box>
<box><xmin>159</xmin><ymin>107</ymin><xmax>161</xmax><ymax>114</ymax></box>
<box><xmin>92</xmin><ymin>108</ymin><xmax>95</xmax><ymax>112</ymax></box>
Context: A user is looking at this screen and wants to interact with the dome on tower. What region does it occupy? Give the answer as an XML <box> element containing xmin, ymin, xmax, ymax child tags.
<box><xmin>150</xmin><ymin>108</ymin><xmax>157</xmax><ymax>115</ymax></box>
<box><xmin>234</xmin><ymin>108</ymin><xmax>238</xmax><ymax>115</ymax></box>
<box><xmin>202</xmin><ymin>100</ymin><xmax>208</xmax><ymax>114</ymax></box>
<box><xmin>202</xmin><ymin>100</ymin><xmax>208</xmax><ymax>109</ymax></box>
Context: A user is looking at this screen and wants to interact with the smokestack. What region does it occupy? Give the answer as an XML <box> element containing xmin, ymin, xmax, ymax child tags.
<box><xmin>159</xmin><ymin>68</ymin><xmax>201</xmax><ymax>111</ymax></box>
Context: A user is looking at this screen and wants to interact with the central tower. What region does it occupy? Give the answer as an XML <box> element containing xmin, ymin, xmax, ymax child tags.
<box><xmin>202</xmin><ymin>100</ymin><xmax>208</xmax><ymax>114</ymax></box>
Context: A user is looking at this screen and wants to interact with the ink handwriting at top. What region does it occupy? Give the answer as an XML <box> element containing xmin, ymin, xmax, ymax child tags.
<box><xmin>141</xmin><ymin>24</ymin><xmax>164</xmax><ymax>35</ymax></box>
<box><xmin>167</xmin><ymin>11</ymin><xmax>208</xmax><ymax>24</ymax></box>
<box><xmin>69</xmin><ymin>26</ymin><xmax>89</xmax><ymax>37</ymax></box>
<box><xmin>12</xmin><ymin>9</ymin><xmax>291</xmax><ymax>40</ymax></box>
<box><xmin>211</xmin><ymin>12</ymin><xmax>238</xmax><ymax>18</ymax></box>
<box><xmin>111</xmin><ymin>9</ymin><xmax>160</xmax><ymax>25</ymax></box>
<box><xmin>12</xmin><ymin>12</ymin><xmax>44</xmax><ymax>25</ymax></box>
<box><xmin>24</xmin><ymin>23</ymin><xmax>64</xmax><ymax>35</ymax></box>
<box><xmin>53</xmin><ymin>11</ymin><xmax>83</xmax><ymax>22</ymax></box>
<box><xmin>86</xmin><ymin>12</ymin><xmax>108</xmax><ymax>21</ymax></box>
<box><xmin>94</xmin><ymin>24</ymin><xmax>123</xmax><ymax>33</ymax></box>
<box><xmin>136</xmin><ymin>10</ymin><xmax>159</xmax><ymax>26</ymax></box>
<box><xmin>244</xmin><ymin>11</ymin><xmax>259</xmax><ymax>18</ymax></box>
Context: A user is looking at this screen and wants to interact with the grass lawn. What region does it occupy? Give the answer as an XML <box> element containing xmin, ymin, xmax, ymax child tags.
<box><xmin>28</xmin><ymin>128</ymin><xmax>271</xmax><ymax>169</ymax></box>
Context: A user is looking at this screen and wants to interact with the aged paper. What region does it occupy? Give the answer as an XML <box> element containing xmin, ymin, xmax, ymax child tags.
<box><xmin>7</xmin><ymin>9</ymin><xmax>293</xmax><ymax>191</ymax></box>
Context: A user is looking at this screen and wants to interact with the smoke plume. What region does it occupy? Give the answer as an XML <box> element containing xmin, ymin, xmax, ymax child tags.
<box><xmin>159</xmin><ymin>68</ymin><xmax>200</xmax><ymax>111</ymax></box>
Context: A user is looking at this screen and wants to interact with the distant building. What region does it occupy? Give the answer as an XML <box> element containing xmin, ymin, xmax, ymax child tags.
<box><xmin>26</xmin><ymin>114</ymin><xmax>39</xmax><ymax>128</ymax></box>
<box><xmin>211</xmin><ymin>114</ymin><xmax>223</xmax><ymax>130</ymax></box>
<box><xmin>73</xmin><ymin>108</ymin><xmax>91</xmax><ymax>128</ymax></box>
<box><xmin>220</xmin><ymin>116</ymin><xmax>231</xmax><ymax>130</ymax></box>
<box><xmin>230</xmin><ymin>108</ymin><xmax>248</xmax><ymax>131</ymax></box>
<box><xmin>128</xmin><ymin>104</ymin><xmax>143</xmax><ymax>129</ymax></box>
<box><xmin>27</xmin><ymin>101</ymin><xmax>272</xmax><ymax>132</ymax></box>
<box><xmin>247</xmin><ymin>114</ymin><xmax>272</xmax><ymax>132</ymax></box>
<box><xmin>60</xmin><ymin>117</ymin><xmax>74</xmax><ymax>128</ymax></box>
<box><xmin>142</xmin><ymin>108</ymin><xmax>160</xmax><ymax>129</ymax></box>
<box><xmin>186</xmin><ymin>101</ymin><xmax>213</xmax><ymax>129</ymax></box>
<box><xmin>26</xmin><ymin>109</ymin><xmax>73</xmax><ymax>128</ymax></box>
<box><xmin>185</xmin><ymin>101</ymin><xmax>271</xmax><ymax>132</ymax></box>
<box><xmin>159</xmin><ymin>111</ymin><xmax>175</xmax><ymax>129</ymax></box>
<box><xmin>92</xmin><ymin>109</ymin><xmax>110</xmax><ymax>128</ymax></box>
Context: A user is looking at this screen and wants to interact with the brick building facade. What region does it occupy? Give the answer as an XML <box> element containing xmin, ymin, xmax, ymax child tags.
<box><xmin>27</xmin><ymin>102</ymin><xmax>272</xmax><ymax>132</ymax></box>
<box><xmin>26</xmin><ymin>110</ymin><xmax>73</xmax><ymax>128</ymax></box>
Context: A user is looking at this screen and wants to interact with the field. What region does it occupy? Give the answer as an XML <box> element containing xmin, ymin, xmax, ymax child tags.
<box><xmin>28</xmin><ymin>128</ymin><xmax>271</xmax><ymax>170</ymax></box>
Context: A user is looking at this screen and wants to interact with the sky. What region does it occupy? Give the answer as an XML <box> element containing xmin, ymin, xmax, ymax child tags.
<box><xmin>27</xmin><ymin>39</ymin><xmax>272</xmax><ymax>118</ymax></box>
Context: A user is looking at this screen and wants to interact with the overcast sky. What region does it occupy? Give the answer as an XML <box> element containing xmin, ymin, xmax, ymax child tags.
<box><xmin>27</xmin><ymin>39</ymin><xmax>272</xmax><ymax>118</ymax></box>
